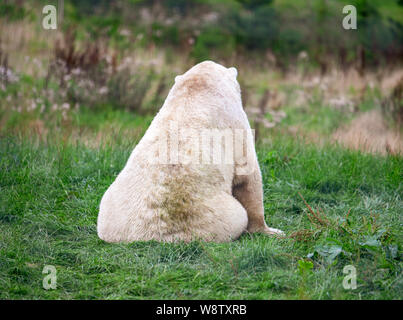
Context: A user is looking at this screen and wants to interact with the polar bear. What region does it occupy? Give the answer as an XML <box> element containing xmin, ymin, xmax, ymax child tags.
<box><xmin>97</xmin><ymin>61</ymin><xmax>283</xmax><ymax>242</ymax></box>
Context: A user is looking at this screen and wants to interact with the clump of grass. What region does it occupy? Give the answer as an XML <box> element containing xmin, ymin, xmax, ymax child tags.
<box><xmin>382</xmin><ymin>76</ymin><xmax>403</xmax><ymax>128</ymax></box>
<box><xmin>298</xmin><ymin>192</ymin><xmax>332</xmax><ymax>228</ymax></box>
<box><xmin>46</xmin><ymin>29</ymin><xmax>171</xmax><ymax>115</ymax></box>
<box><xmin>332</xmin><ymin>110</ymin><xmax>403</xmax><ymax>156</ymax></box>
<box><xmin>155</xmin><ymin>241</ymin><xmax>204</xmax><ymax>264</ymax></box>
<box><xmin>54</xmin><ymin>28</ymin><xmax>115</xmax><ymax>75</ymax></box>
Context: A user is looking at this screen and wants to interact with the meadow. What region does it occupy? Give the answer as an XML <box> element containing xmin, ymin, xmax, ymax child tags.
<box><xmin>0</xmin><ymin>0</ymin><xmax>402</xmax><ymax>299</ymax></box>
<box><xmin>0</xmin><ymin>116</ymin><xmax>402</xmax><ymax>299</ymax></box>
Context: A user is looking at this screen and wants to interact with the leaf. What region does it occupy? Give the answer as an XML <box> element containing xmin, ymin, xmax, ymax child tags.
<box><xmin>386</xmin><ymin>244</ymin><xmax>398</xmax><ymax>260</ymax></box>
<box><xmin>376</xmin><ymin>229</ymin><xmax>387</xmax><ymax>238</ymax></box>
<box><xmin>359</xmin><ymin>236</ymin><xmax>381</xmax><ymax>248</ymax></box>
<box><xmin>314</xmin><ymin>244</ymin><xmax>342</xmax><ymax>264</ymax></box>
<box><xmin>297</xmin><ymin>259</ymin><xmax>313</xmax><ymax>274</ymax></box>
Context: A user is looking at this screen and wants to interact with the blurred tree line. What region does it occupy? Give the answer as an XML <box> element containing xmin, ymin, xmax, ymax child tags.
<box><xmin>2</xmin><ymin>0</ymin><xmax>403</xmax><ymax>69</ymax></box>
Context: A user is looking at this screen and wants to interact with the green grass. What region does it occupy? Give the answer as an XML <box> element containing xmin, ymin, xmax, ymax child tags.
<box><xmin>0</xmin><ymin>130</ymin><xmax>401</xmax><ymax>299</ymax></box>
<box><xmin>279</xmin><ymin>100</ymin><xmax>350</xmax><ymax>135</ymax></box>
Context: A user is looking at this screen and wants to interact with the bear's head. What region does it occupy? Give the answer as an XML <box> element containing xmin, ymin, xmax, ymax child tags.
<box><xmin>173</xmin><ymin>61</ymin><xmax>241</xmax><ymax>103</ymax></box>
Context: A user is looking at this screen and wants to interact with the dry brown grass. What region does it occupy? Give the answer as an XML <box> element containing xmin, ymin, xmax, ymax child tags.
<box><xmin>288</xmin><ymin>193</ymin><xmax>339</xmax><ymax>242</ymax></box>
<box><xmin>332</xmin><ymin>110</ymin><xmax>403</xmax><ymax>155</ymax></box>
<box><xmin>0</xmin><ymin>18</ymin><xmax>60</xmax><ymax>77</ymax></box>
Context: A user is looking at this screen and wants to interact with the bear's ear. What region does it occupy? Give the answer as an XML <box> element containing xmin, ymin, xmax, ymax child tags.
<box><xmin>228</xmin><ymin>67</ymin><xmax>238</xmax><ymax>78</ymax></box>
<box><xmin>175</xmin><ymin>75</ymin><xmax>183</xmax><ymax>83</ymax></box>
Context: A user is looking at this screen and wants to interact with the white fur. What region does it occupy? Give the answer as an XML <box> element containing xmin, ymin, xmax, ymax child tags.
<box><xmin>97</xmin><ymin>61</ymin><xmax>283</xmax><ymax>243</ymax></box>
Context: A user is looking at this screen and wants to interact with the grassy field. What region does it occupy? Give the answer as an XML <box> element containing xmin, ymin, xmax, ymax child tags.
<box><xmin>0</xmin><ymin>112</ymin><xmax>401</xmax><ymax>299</ymax></box>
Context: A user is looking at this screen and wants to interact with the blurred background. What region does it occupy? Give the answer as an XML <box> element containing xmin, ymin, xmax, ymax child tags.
<box><xmin>0</xmin><ymin>0</ymin><xmax>402</xmax><ymax>153</ymax></box>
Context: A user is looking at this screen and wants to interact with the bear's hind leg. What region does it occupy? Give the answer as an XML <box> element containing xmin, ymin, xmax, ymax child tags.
<box><xmin>233</xmin><ymin>164</ymin><xmax>284</xmax><ymax>237</ymax></box>
<box><xmin>193</xmin><ymin>192</ymin><xmax>248</xmax><ymax>242</ymax></box>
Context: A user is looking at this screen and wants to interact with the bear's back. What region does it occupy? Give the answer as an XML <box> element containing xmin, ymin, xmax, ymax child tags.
<box><xmin>98</xmin><ymin>61</ymin><xmax>250</xmax><ymax>242</ymax></box>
